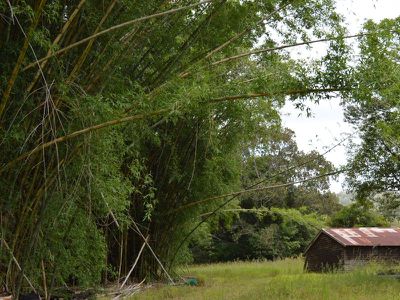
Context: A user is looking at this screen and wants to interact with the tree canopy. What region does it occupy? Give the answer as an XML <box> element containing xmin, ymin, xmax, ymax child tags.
<box><xmin>343</xmin><ymin>17</ymin><xmax>400</xmax><ymax>198</ymax></box>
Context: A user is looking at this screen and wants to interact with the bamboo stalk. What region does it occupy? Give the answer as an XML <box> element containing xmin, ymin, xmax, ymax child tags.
<box><xmin>178</xmin><ymin>2</ymin><xmax>291</xmax><ymax>78</ymax></box>
<box><xmin>85</xmin><ymin>24</ymin><xmax>144</xmax><ymax>91</ymax></box>
<box><xmin>187</xmin><ymin>124</ymin><xmax>198</xmax><ymax>191</ymax></box>
<box><xmin>0</xmin><ymin>0</ymin><xmax>47</xmax><ymax>121</ymax></box>
<box><xmin>67</xmin><ymin>0</ymin><xmax>118</xmax><ymax>82</ymax></box>
<box><xmin>118</xmin><ymin>230</ymin><xmax>124</xmax><ymax>282</ymax></box>
<box><xmin>0</xmin><ymin>108</ymin><xmax>170</xmax><ymax>173</ymax></box>
<box><xmin>169</xmin><ymin>169</ymin><xmax>345</xmax><ymax>214</ymax></box>
<box><xmin>1</xmin><ymin>86</ymin><xmax>350</xmax><ymax>174</ymax></box>
<box><xmin>86</xmin><ymin>1</ymin><xmax>170</xmax><ymax>90</ymax></box>
<box><xmin>131</xmin><ymin>10</ymin><xmax>191</xmax><ymax>85</ymax></box>
<box><xmin>41</xmin><ymin>260</ymin><xmax>48</xmax><ymax>300</ymax></box>
<box><xmin>178</xmin><ymin>32</ymin><xmax>372</xmax><ymax>80</ymax></box>
<box><xmin>204</xmin><ymin>2</ymin><xmax>290</xmax><ymax>60</ymax></box>
<box><xmin>15</xmin><ymin>156</ymin><xmax>67</xmax><ymax>295</ymax></box>
<box><xmin>207</xmin><ymin>87</ymin><xmax>349</xmax><ymax>103</ymax></box>
<box><xmin>9</xmin><ymin>145</ymin><xmax>78</xmax><ymax>291</ymax></box>
<box><xmin>22</xmin><ymin>0</ymin><xmax>215</xmax><ymax>71</ymax></box>
<box><xmin>26</xmin><ymin>0</ymin><xmax>87</xmax><ymax>94</ymax></box>
<box><xmin>131</xmin><ymin>222</ymin><xmax>174</xmax><ymax>284</ymax></box>
<box><xmin>120</xmin><ymin>236</ymin><xmax>148</xmax><ymax>289</ymax></box>
<box><xmin>169</xmin><ymin>167</ymin><xmax>348</xmax><ymax>267</ymax></box>
<box><xmin>124</xmin><ymin>229</ymin><xmax>128</xmax><ymax>276</ymax></box>
<box><xmin>2</xmin><ymin>238</ymin><xmax>38</xmax><ymax>295</ymax></box>
<box><xmin>11</xmin><ymin>161</ymin><xmax>41</xmax><ymax>254</ymax></box>
<box><xmin>151</xmin><ymin>0</ymin><xmax>226</xmax><ymax>87</ymax></box>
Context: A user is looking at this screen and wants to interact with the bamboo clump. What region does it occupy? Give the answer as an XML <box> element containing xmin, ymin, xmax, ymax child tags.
<box><xmin>0</xmin><ymin>0</ymin><xmax>353</xmax><ymax>298</ymax></box>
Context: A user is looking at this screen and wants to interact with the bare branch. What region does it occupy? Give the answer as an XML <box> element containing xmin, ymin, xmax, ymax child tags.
<box><xmin>168</xmin><ymin>169</ymin><xmax>346</xmax><ymax>213</ymax></box>
<box><xmin>212</xmin><ymin>33</ymin><xmax>367</xmax><ymax>66</ymax></box>
<box><xmin>207</xmin><ymin>88</ymin><xmax>349</xmax><ymax>103</ymax></box>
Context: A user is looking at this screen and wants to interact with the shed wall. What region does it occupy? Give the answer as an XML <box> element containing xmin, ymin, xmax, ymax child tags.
<box><xmin>344</xmin><ymin>246</ymin><xmax>400</xmax><ymax>271</ymax></box>
<box><xmin>305</xmin><ymin>233</ymin><xmax>344</xmax><ymax>272</ymax></box>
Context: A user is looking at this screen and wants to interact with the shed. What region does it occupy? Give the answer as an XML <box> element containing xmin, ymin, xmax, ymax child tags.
<box><xmin>304</xmin><ymin>227</ymin><xmax>400</xmax><ymax>272</ymax></box>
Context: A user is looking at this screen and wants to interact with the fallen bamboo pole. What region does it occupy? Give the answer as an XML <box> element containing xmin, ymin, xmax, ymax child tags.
<box><xmin>120</xmin><ymin>237</ymin><xmax>148</xmax><ymax>289</ymax></box>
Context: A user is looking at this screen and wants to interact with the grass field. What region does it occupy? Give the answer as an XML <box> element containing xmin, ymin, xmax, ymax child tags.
<box><xmin>131</xmin><ymin>258</ymin><xmax>400</xmax><ymax>300</ymax></box>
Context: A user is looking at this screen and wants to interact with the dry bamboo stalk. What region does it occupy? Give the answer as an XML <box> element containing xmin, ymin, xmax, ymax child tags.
<box><xmin>2</xmin><ymin>239</ymin><xmax>38</xmax><ymax>294</ymax></box>
<box><xmin>0</xmin><ymin>0</ymin><xmax>47</xmax><ymax>121</ymax></box>
<box><xmin>118</xmin><ymin>231</ymin><xmax>124</xmax><ymax>282</ymax></box>
<box><xmin>132</xmin><ymin>222</ymin><xmax>174</xmax><ymax>284</ymax></box>
<box><xmin>124</xmin><ymin>230</ymin><xmax>128</xmax><ymax>276</ymax></box>
<box><xmin>187</xmin><ymin>124</ymin><xmax>198</xmax><ymax>191</ymax></box>
<box><xmin>41</xmin><ymin>260</ymin><xmax>48</xmax><ymax>300</ymax></box>
<box><xmin>23</xmin><ymin>0</ymin><xmax>215</xmax><ymax>71</ymax></box>
<box><xmin>102</xmin><ymin>192</ymin><xmax>120</xmax><ymax>228</ymax></box>
<box><xmin>120</xmin><ymin>237</ymin><xmax>148</xmax><ymax>289</ymax></box>
<box><xmin>26</xmin><ymin>0</ymin><xmax>87</xmax><ymax>94</ymax></box>
<box><xmin>201</xmin><ymin>207</ymin><xmax>274</xmax><ymax>215</ymax></box>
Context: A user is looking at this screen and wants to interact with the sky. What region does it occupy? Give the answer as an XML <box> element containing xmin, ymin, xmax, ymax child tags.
<box><xmin>280</xmin><ymin>0</ymin><xmax>400</xmax><ymax>192</ymax></box>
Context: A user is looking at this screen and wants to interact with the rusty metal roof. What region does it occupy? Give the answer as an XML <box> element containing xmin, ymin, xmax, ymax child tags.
<box><xmin>323</xmin><ymin>227</ymin><xmax>400</xmax><ymax>247</ymax></box>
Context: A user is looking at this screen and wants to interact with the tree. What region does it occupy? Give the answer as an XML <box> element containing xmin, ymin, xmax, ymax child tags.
<box><xmin>328</xmin><ymin>201</ymin><xmax>389</xmax><ymax>228</ymax></box>
<box><xmin>192</xmin><ymin>207</ymin><xmax>325</xmax><ymax>262</ymax></box>
<box><xmin>241</xmin><ymin>127</ymin><xmax>341</xmax><ymax>215</ymax></box>
<box><xmin>343</xmin><ymin>18</ymin><xmax>400</xmax><ymax>199</ymax></box>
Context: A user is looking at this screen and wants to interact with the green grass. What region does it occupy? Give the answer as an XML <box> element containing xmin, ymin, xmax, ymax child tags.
<box><xmin>130</xmin><ymin>258</ymin><xmax>400</xmax><ymax>300</ymax></box>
